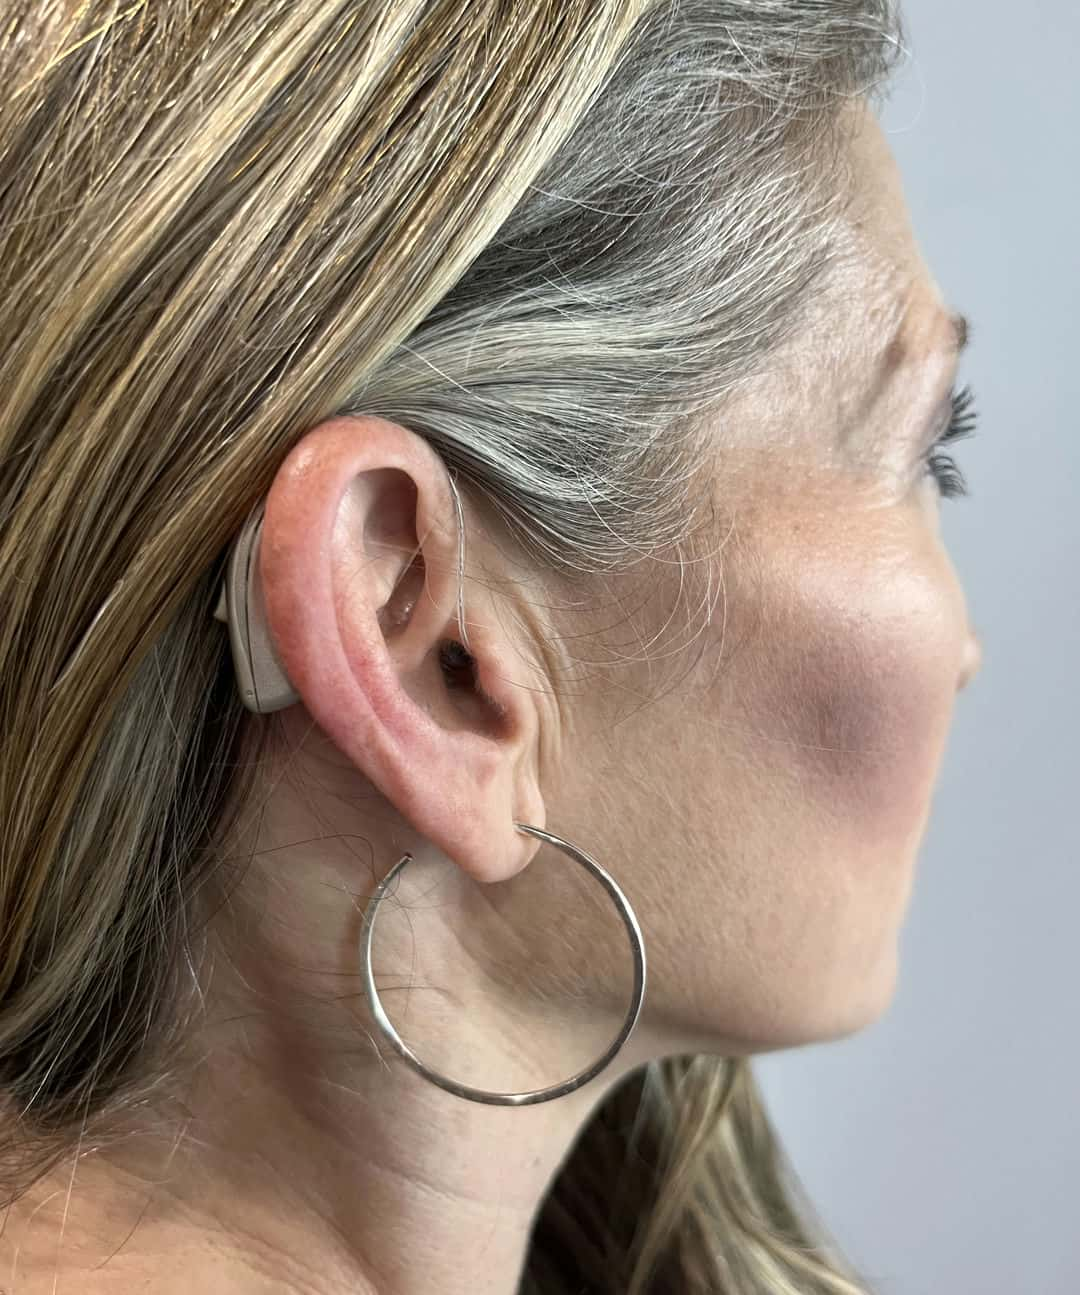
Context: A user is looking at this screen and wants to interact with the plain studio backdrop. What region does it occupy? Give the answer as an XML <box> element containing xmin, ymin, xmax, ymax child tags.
<box><xmin>755</xmin><ymin>3</ymin><xmax>1079</xmax><ymax>1293</ymax></box>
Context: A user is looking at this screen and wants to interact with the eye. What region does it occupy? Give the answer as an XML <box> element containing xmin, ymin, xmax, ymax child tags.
<box><xmin>924</xmin><ymin>382</ymin><xmax>979</xmax><ymax>499</ymax></box>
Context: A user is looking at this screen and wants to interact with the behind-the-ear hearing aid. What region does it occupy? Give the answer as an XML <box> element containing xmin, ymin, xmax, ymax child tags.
<box><xmin>212</xmin><ymin>500</ymin><xmax>299</xmax><ymax>715</ymax></box>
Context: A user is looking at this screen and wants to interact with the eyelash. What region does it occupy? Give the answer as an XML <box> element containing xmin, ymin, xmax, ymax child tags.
<box><xmin>925</xmin><ymin>382</ymin><xmax>979</xmax><ymax>499</ymax></box>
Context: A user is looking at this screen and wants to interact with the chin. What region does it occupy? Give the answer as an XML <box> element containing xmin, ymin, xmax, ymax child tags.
<box><xmin>690</xmin><ymin>939</ymin><xmax>903</xmax><ymax>1058</ymax></box>
<box><xmin>805</xmin><ymin>936</ymin><xmax>902</xmax><ymax>1046</ymax></box>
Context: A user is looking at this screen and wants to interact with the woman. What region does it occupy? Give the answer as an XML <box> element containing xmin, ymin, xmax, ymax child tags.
<box><xmin>0</xmin><ymin>1</ymin><xmax>982</xmax><ymax>1291</ymax></box>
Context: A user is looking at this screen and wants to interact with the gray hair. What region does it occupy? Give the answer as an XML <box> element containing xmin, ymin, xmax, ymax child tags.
<box><xmin>361</xmin><ymin>0</ymin><xmax>900</xmax><ymax>575</ymax></box>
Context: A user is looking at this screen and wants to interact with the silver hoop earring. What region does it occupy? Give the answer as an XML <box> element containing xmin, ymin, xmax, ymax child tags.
<box><xmin>359</xmin><ymin>822</ymin><xmax>647</xmax><ymax>1107</ymax></box>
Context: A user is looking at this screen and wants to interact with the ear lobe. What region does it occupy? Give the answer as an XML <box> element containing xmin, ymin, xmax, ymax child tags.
<box><xmin>257</xmin><ymin>415</ymin><xmax>545</xmax><ymax>885</ymax></box>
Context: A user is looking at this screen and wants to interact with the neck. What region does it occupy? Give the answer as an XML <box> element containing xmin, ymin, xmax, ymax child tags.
<box><xmin>2</xmin><ymin>1044</ymin><xmax>620</xmax><ymax>1295</ymax></box>
<box><xmin>0</xmin><ymin>822</ymin><xmax>655</xmax><ymax>1294</ymax></box>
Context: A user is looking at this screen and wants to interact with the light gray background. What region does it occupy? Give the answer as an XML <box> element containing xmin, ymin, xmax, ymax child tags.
<box><xmin>755</xmin><ymin>5</ymin><xmax>1079</xmax><ymax>1293</ymax></box>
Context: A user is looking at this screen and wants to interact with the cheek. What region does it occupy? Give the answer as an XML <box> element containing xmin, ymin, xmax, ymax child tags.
<box><xmin>740</xmin><ymin>528</ymin><xmax>962</xmax><ymax>850</ymax></box>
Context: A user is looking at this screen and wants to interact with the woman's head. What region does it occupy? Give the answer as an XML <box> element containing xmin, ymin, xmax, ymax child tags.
<box><xmin>238</xmin><ymin>103</ymin><xmax>979</xmax><ymax>1065</ymax></box>
<box><xmin>0</xmin><ymin>0</ymin><xmax>974</xmax><ymax>1289</ymax></box>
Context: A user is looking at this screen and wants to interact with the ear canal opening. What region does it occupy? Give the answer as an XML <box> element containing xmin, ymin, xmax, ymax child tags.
<box><xmin>438</xmin><ymin>638</ymin><xmax>478</xmax><ymax>690</ymax></box>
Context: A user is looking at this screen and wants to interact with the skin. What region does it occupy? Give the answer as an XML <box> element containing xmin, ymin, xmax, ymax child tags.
<box><xmin>0</xmin><ymin>102</ymin><xmax>981</xmax><ymax>1293</ymax></box>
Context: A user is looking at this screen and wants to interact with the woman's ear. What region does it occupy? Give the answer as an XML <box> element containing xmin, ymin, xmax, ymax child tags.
<box><xmin>256</xmin><ymin>414</ymin><xmax>547</xmax><ymax>884</ymax></box>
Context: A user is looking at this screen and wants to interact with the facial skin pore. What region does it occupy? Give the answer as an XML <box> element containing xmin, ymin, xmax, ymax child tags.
<box><xmin>0</xmin><ymin>102</ymin><xmax>981</xmax><ymax>1294</ymax></box>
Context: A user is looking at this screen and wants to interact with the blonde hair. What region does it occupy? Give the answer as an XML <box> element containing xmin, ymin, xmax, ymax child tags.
<box><xmin>0</xmin><ymin>1</ymin><xmax>903</xmax><ymax>1290</ymax></box>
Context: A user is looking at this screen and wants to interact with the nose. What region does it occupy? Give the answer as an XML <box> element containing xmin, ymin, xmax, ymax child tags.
<box><xmin>958</xmin><ymin>626</ymin><xmax>983</xmax><ymax>691</ymax></box>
